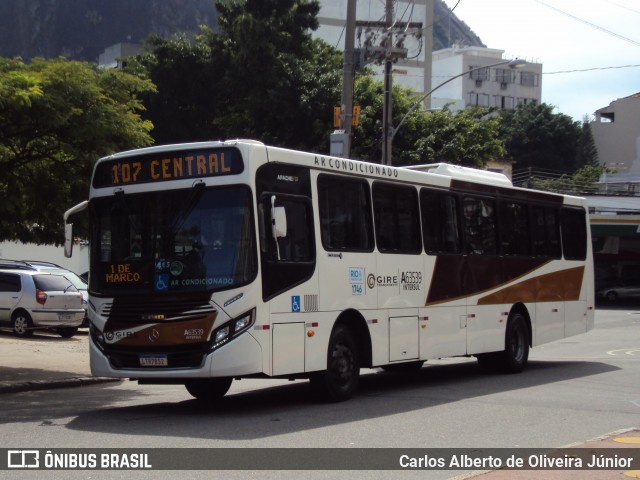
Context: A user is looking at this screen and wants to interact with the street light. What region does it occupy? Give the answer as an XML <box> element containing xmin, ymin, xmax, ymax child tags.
<box><xmin>383</xmin><ymin>58</ymin><xmax>527</xmax><ymax>165</ymax></box>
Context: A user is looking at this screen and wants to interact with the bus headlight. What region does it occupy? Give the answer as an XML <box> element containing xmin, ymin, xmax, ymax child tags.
<box><xmin>214</xmin><ymin>326</ymin><xmax>230</xmax><ymax>344</ymax></box>
<box><xmin>209</xmin><ymin>308</ymin><xmax>256</xmax><ymax>352</ymax></box>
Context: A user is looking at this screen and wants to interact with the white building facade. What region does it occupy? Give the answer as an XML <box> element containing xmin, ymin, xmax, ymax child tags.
<box><xmin>591</xmin><ymin>93</ymin><xmax>640</xmax><ymax>176</ymax></box>
<box><xmin>430</xmin><ymin>46</ymin><xmax>542</xmax><ymax>111</ymax></box>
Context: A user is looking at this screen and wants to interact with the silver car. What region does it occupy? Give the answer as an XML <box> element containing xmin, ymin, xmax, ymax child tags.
<box><xmin>19</xmin><ymin>260</ymin><xmax>88</xmax><ymax>325</ymax></box>
<box><xmin>0</xmin><ymin>268</ymin><xmax>85</xmax><ymax>338</ymax></box>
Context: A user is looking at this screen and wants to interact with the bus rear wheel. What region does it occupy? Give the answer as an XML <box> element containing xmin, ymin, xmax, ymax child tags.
<box><xmin>502</xmin><ymin>313</ymin><xmax>529</xmax><ymax>373</ymax></box>
<box><xmin>310</xmin><ymin>325</ymin><xmax>360</xmax><ymax>402</ymax></box>
<box><xmin>477</xmin><ymin>313</ymin><xmax>529</xmax><ymax>373</ymax></box>
<box><xmin>185</xmin><ymin>378</ymin><xmax>233</xmax><ymax>402</ymax></box>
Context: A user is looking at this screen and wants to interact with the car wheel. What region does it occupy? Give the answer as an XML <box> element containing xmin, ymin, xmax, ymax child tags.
<box><xmin>12</xmin><ymin>311</ymin><xmax>34</xmax><ymax>338</ymax></box>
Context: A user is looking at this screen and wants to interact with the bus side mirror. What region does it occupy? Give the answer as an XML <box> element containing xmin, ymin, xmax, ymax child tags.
<box><xmin>64</xmin><ymin>223</ymin><xmax>74</xmax><ymax>258</ymax></box>
<box><xmin>270</xmin><ymin>195</ymin><xmax>287</xmax><ymax>261</ymax></box>
<box><xmin>272</xmin><ymin>207</ymin><xmax>287</xmax><ymax>239</ymax></box>
<box><xmin>63</xmin><ymin>200</ymin><xmax>88</xmax><ymax>258</ymax></box>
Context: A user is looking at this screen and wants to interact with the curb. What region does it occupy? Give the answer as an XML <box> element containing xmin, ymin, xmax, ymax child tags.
<box><xmin>0</xmin><ymin>377</ymin><xmax>122</xmax><ymax>394</ymax></box>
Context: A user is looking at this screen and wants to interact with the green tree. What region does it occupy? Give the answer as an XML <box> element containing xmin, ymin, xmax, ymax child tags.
<box><xmin>530</xmin><ymin>164</ymin><xmax>605</xmax><ymax>195</ymax></box>
<box><xmin>575</xmin><ymin>115</ymin><xmax>599</xmax><ymax>169</ymax></box>
<box><xmin>131</xmin><ymin>0</ymin><xmax>341</xmax><ymax>151</ymax></box>
<box><xmin>0</xmin><ymin>57</ymin><xmax>155</xmax><ymax>244</ymax></box>
<box><xmin>406</xmin><ymin>107</ymin><xmax>504</xmax><ymax>167</ymax></box>
<box><xmin>350</xmin><ymin>76</ymin><xmax>504</xmax><ymax>167</ymax></box>
<box><xmin>500</xmin><ymin>103</ymin><xmax>582</xmax><ymax>172</ymax></box>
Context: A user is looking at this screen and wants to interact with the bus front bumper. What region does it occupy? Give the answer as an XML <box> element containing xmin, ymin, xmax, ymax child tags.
<box><xmin>89</xmin><ymin>331</ymin><xmax>263</xmax><ymax>380</ymax></box>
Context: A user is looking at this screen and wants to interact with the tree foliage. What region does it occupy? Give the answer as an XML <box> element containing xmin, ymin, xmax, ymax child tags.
<box><xmin>500</xmin><ymin>103</ymin><xmax>583</xmax><ymax>172</ymax></box>
<box><xmin>131</xmin><ymin>0</ymin><xmax>341</xmax><ymax>152</ymax></box>
<box><xmin>529</xmin><ymin>164</ymin><xmax>605</xmax><ymax>195</ymax></box>
<box><xmin>349</xmin><ymin>76</ymin><xmax>504</xmax><ymax>167</ymax></box>
<box><xmin>0</xmin><ymin>57</ymin><xmax>155</xmax><ymax>244</ymax></box>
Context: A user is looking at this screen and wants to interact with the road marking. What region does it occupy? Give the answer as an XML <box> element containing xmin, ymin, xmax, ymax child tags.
<box><xmin>607</xmin><ymin>348</ymin><xmax>640</xmax><ymax>356</ymax></box>
<box><xmin>614</xmin><ymin>436</ymin><xmax>640</xmax><ymax>444</ymax></box>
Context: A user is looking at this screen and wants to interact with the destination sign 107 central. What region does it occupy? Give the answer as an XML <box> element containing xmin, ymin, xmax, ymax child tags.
<box><xmin>92</xmin><ymin>148</ymin><xmax>244</xmax><ymax>188</ymax></box>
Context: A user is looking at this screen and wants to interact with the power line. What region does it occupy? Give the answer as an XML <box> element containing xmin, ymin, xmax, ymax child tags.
<box><xmin>533</xmin><ymin>0</ymin><xmax>640</xmax><ymax>47</ymax></box>
<box><xmin>601</xmin><ymin>0</ymin><xmax>640</xmax><ymax>16</ymax></box>
<box><xmin>544</xmin><ymin>64</ymin><xmax>640</xmax><ymax>75</ymax></box>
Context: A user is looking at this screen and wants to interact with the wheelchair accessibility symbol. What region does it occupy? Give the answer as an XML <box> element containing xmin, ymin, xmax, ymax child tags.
<box><xmin>155</xmin><ymin>274</ymin><xmax>169</xmax><ymax>292</ymax></box>
<box><xmin>291</xmin><ymin>296</ymin><xmax>301</xmax><ymax>312</ymax></box>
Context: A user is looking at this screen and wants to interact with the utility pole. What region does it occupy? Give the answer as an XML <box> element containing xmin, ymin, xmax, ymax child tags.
<box><xmin>382</xmin><ymin>0</ymin><xmax>394</xmax><ymax>165</ymax></box>
<box><xmin>334</xmin><ymin>0</ymin><xmax>422</xmax><ymax>162</ymax></box>
<box><xmin>339</xmin><ymin>0</ymin><xmax>357</xmax><ymax>158</ymax></box>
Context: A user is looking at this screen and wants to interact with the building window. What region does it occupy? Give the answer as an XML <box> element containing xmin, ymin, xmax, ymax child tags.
<box><xmin>469</xmin><ymin>93</ymin><xmax>490</xmax><ymax>107</ymax></box>
<box><xmin>495</xmin><ymin>68</ymin><xmax>515</xmax><ymax>83</ymax></box>
<box><xmin>495</xmin><ymin>96</ymin><xmax>515</xmax><ymax>109</ymax></box>
<box><xmin>520</xmin><ymin>71</ymin><xmax>539</xmax><ymax>87</ymax></box>
<box><xmin>469</xmin><ymin>66</ymin><xmax>489</xmax><ymax>81</ymax></box>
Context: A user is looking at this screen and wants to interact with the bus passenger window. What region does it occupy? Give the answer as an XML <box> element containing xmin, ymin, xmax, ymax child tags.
<box><xmin>531</xmin><ymin>206</ymin><xmax>561</xmax><ymax>258</ymax></box>
<box><xmin>463</xmin><ymin>196</ymin><xmax>497</xmax><ymax>255</ymax></box>
<box><xmin>318</xmin><ymin>175</ymin><xmax>374</xmax><ymax>252</ymax></box>
<box><xmin>421</xmin><ymin>189</ymin><xmax>460</xmax><ymax>254</ymax></box>
<box><xmin>561</xmin><ymin>207</ymin><xmax>587</xmax><ymax>260</ymax></box>
<box><xmin>499</xmin><ymin>201</ymin><xmax>530</xmax><ymax>256</ymax></box>
<box><xmin>373</xmin><ymin>183</ymin><xmax>421</xmax><ymax>254</ymax></box>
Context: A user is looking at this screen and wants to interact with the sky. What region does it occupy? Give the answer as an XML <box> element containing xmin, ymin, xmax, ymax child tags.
<box><xmin>443</xmin><ymin>0</ymin><xmax>640</xmax><ymax>122</ymax></box>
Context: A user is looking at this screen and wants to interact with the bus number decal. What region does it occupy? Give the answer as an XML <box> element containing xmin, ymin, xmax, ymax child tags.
<box><xmin>349</xmin><ymin>267</ymin><xmax>365</xmax><ymax>295</ymax></box>
<box><xmin>401</xmin><ymin>271</ymin><xmax>423</xmax><ymax>291</ymax></box>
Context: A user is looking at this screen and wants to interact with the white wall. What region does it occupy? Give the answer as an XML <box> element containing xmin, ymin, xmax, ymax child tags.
<box><xmin>0</xmin><ymin>241</ymin><xmax>89</xmax><ymax>275</ymax></box>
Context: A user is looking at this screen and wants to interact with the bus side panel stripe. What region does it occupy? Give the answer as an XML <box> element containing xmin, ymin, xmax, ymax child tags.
<box><xmin>478</xmin><ymin>266</ymin><xmax>585</xmax><ymax>305</ymax></box>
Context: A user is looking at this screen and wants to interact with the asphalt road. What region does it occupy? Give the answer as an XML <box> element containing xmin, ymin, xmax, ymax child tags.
<box><xmin>0</xmin><ymin>307</ymin><xmax>638</xmax><ymax>480</ymax></box>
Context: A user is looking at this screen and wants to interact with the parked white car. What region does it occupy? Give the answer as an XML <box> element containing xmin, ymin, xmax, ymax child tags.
<box><xmin>0</xmin><ymin>265</ymin><xmax>84</xmax><ymax>338</ymax></box>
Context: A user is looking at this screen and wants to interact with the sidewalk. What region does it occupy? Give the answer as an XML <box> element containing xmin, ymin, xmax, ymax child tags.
<box><xmin>0</xmin><ymin>330</ymin><xmax>119</xmax><ymax>393</ymax></box>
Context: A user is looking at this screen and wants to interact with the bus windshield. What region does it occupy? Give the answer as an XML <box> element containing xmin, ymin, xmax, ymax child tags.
<box><xmin>89</xmin><ymin>185</ymin><xmax>257</xmax><ymax>295</ymax></box>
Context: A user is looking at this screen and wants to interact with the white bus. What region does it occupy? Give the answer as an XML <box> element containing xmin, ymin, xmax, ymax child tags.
<box><xmin>64</xmin><ymin>140</ymin><xmax>594</xmax><ymax>402</ymax></box>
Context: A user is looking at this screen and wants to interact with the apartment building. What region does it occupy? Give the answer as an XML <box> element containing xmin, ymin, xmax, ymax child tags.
<box><xmin>430</xmin><ymin>46</ymin><xmax>542</xmax><ymax>111</ymax></box>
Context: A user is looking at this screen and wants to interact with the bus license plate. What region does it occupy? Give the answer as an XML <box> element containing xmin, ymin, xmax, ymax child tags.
<box><xmin>139</xmin><ymin>355</ymin><xmax>168</xmax><ymax>367</ymax></box>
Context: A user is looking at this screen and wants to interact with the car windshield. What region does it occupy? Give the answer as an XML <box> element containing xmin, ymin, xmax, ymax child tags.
<box><xmin>90</xmin><ymin>185</ymin><xmax>257</xmax><ymax>295</ymax></box>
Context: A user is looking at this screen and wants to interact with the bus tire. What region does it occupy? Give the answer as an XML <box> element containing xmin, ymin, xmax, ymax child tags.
<box><xmin>501</xmin><ymin>313</ymin><xmax>529</xmax><ymax>373</ymax></box>
<box><xmin>310</xmin><ymin>325</ymin><xmax>360</xmax><ymax>402</ymax></box>
<box><xmin>185</xmin><ymin>378</ymin><xmax>233</xmax><ymax>402</ymax></box>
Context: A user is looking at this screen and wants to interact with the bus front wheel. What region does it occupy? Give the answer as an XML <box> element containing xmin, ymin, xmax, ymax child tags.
<box><xmin>310</xmin><ymin>325</ymin><xmax>360</xmax><ymax>402</ymax></box>
<box><xmin>185</xmin><ymin>378</ymin><xmax>233</xmax><ymax>402</ymax></box>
